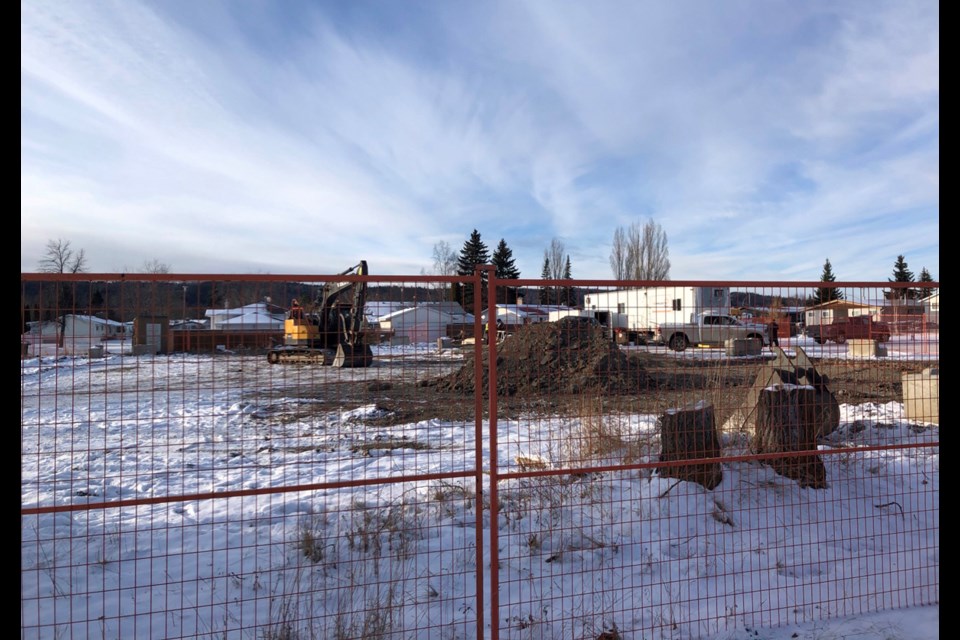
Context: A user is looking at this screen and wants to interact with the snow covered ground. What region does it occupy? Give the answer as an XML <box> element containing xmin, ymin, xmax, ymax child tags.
<box><xmin>21</xmin><ymin>342</ymin><xmax>938</xmax><ymax>639</ymax></box>
<box><xmin>624</xmin><ymin>332</ymin><xmax>939</xmax><ymax>361</ymax></box>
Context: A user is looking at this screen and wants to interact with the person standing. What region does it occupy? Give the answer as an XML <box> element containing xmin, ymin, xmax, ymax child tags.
<box><xmin>290</xmin><ymin>298</ymin><xmax>304</xmax><ymax>322</ymax></box>
<box><xmin>768</xmin><ymin>319</ymin><xmax>779</xmax><ymax>350</ymax></box>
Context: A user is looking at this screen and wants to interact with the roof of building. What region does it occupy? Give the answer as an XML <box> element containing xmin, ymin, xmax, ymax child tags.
<box><xmin>803</xmin><ymin>299</ymin><xmax>875</xmax><ymax>311</ymax></box>
<box><xmin>63</xmin><ymin>314</ymin><xmax>130</xmax><ymax>328</ymax></box>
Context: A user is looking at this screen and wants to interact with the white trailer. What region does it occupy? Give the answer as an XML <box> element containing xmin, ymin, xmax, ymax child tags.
<box><xmin>547</xmin><ymin>308</ymin><xmax>629</xmax><ymax>340</ymax></box>
<box><xmin>582</xmin><ymin>286</ymin><xmax>730</xmax><ymax>342</ymax></box>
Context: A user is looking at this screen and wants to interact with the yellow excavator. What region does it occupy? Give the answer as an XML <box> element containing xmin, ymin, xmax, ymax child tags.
<box><xmin>266</xmin><ymin>261</ymin><xmax>373</xmax><ymax>367</ymax></box>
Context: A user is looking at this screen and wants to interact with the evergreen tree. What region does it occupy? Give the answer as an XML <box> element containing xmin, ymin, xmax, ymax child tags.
<box><xmin>811</xmin><ymin>258</ymin><xmax>842</xmax><ymax>305</ymax></box>
<box><xmin>491</xmin><ymin>239</ymin><xmax>520</xmax><ymax>304</ymax></box>
<box><xmin>541</xmin><ymin>238</ymin><xmax>570</xmax><ymax>305</ymax></box>
<box><xmin>540</xmin><ymin>255</ymin><xmax>553</xmax><ymax>305</ymax></box>
<box><xmin>887</xmin><ymin>254</ymin><xmax>916</xmax><ymax>300</ymax></box>
<box><xmin>918</xmin><ymin>267</ymin><xmax>936</xmax><ymax>297</ymax></box>
<box><xmin>455</xmin><ymin>229</ymin><xmax>491</xmax><ymax>309</ymax></box>
<box><xmin>561</xmin><ymin>255</ymin><xmax>575</xmax><ymax>306</ymax></box>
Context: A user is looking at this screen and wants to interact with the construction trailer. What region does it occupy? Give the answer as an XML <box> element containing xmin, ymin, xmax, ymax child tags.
<box><xmin>582</xmin><ymin>286</ymin><xmax>730</xmax><ymax>343</ymax></box>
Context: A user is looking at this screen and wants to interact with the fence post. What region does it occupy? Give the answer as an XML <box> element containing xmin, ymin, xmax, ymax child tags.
<box><xmin>468</xmin><ymin>266</ymin><xmax>485</xmax><ymax>640</ymax></box>
<box><xmin>476</xmin><ymin>264</ymin><xmax>499</xmax><ymax>639</ymax></box>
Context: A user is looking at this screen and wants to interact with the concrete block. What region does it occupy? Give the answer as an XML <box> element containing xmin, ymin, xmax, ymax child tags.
<box><xmin>88</xmin><ymin>346</ymin><xmax>104</xmax><ymax>358</ymax></box>
<box><xmin>725</xmin><ymin>338</ymin><xmax>762</xmax><ymax>356</ymax></box>
<box><xmin>848</xmin><ymin>339</ymin><xmax>886</xmax><ymax>357</ymax></box>
<box><xmin>902</xmin><ymin>367</ymin><xmax>939</xmax><ymax>424</ymax></box>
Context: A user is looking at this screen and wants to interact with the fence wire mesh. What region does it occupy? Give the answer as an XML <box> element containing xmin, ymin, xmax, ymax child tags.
<box><xmin>21</xmin><ymin>273</ymin><xmax>938</xmax><ymax>639</ymax></box>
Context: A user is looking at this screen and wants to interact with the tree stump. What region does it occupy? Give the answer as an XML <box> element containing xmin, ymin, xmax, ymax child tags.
<box><xmin>658</xmin><ymin>403</ymin><xmax>723</xmax><ymax>490</ymax></box>
<box><xmin>722</xmin><ymin>347</ymin><xmax>839</xmax><ymax>439</ymax></box>
<box><xmin>751</xmin><ymin>385</ymin><xmax>827</xmax><ymax>488</ymax></box>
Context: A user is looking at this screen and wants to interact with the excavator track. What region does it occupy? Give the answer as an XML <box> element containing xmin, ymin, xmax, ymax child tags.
<box><xmin>266</xmin><ymin>348</ymin><xmax>332</xmax><ymax>365</ymax></box>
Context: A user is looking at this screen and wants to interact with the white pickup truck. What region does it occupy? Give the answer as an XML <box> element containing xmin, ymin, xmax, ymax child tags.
<box><xmin>657</xmin><ymin>313</ymin><xmax>770</xmax><ymax>352</ymax></box>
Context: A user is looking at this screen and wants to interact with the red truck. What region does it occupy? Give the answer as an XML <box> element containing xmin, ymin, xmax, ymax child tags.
<box><xmin>805</xmin><ymin>315</ymin><xmax>891</xmax><ymax>344</ymax></box>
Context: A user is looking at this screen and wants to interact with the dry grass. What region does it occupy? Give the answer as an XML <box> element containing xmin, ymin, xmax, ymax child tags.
<box><xmin>561</xmin><ymin>397</ymin><xmax>653</xmax><ymax>467</ymax></box>
<box><xmin>349</xmin><ymin>438</ymin><xmax>431</xmax><ymax>455</ymax></box>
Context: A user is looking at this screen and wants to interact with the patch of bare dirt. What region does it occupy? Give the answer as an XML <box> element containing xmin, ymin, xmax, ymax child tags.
<box><xmin>287</xmin><ymin>322</ymin><xmax>933</xmax><ymax>427</ymax></box>
<box><xmin>432</xmin><ymin>318</ymin><xmax>650</xmax><ymax>396</ymax></box>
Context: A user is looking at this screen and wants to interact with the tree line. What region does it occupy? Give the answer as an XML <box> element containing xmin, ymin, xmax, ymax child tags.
<box><xmin>429</xmin><ymin>218</ymin><xmax>672</xmax><ymax>308</ymax></box>
<box><xmin>36</xmin><ymin>238</ymin><xmax>172</xmax><ymax>275</ymax></box>
<box><xmin>812</xmin><ymin>255</ymin><xmax>937</xmax><ymax>305</ymax></box>
<box><xmin>28</xmin><ymin>234</ymin><xmax>937</xmax><ymax>319</ymax></box>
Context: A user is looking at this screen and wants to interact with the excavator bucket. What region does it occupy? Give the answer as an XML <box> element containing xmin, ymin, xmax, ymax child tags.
<box><xmin>333</xmin><ymin>343</ymin><xmax>374</xmax><ymax>368</ymax></box>
<box><xmin>722</xmin><ymin>346</ymin><xmax>839</xmax><ymax>437</ymax></box>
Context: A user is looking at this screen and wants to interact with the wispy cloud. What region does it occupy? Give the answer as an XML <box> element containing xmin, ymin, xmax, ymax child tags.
<box><xmin>21</xmin><ymin>0</ymin><xmax>938</xmax><ymax>281</ymax></box>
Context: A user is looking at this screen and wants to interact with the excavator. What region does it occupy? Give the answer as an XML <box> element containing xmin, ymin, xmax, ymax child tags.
<box><xmin>266</xmin><ymin>261</ymin><xmax>374</xmax><ymax>367</ymax></box>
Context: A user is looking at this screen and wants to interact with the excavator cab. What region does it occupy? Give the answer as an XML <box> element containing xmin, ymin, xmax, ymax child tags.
<box><xmin>267</xmin><ymin>262</ymin><xmax>374</xmax><ymax>367</ymax></box>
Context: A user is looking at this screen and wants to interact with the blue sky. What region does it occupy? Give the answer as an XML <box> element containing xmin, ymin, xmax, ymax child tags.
<box><xmin>21</xmin><ymin>1</ymin><xmax>938</xmax><ymax>282</ymax></box>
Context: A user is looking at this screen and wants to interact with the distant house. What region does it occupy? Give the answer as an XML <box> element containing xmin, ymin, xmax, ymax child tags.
<box><xmin>921</xmin><ymin>292</ymin><xmax>939</xmax><ymax>326</ymax></box>
<box><xmin>60</xmin><ymin>314</ymin><xmax>132</xmax><ymax>355</ymax></box>
<box><xmin>877</xmin><ymin>298</ymin><xmax>928</xmax><ymax>333</ymax></box>
<box><xmin>23</xmin><ymin>319</ymin><xmax>60</xmax><ymax>343</ymax></box>
<box><xmin>803</xmin><ymin>300</ymin><xmax>878</xmax><ymax>328</ymax></box>
<box><xmin>365</xmin><ymin>301</ymin><xmax>412</xmax><ymax>325</ymax></box>
<box><xmin>22</xmin><ymin>315</ymin><xmax>132</xmax><ymax>356</ymax></box>
<box><xmin>205</xmin><ymin>302</ymin><xmax>286</xmax><ymax>331</ymax></box>
<box><xmin>170</xmin><ymin>319</ymin><xmax>208</xmax><ymax>331</ymax></box>
<box><xmin>378</xmin><ymin>302</ymin><xmax>474</xmax><ymax>344</ymax></box>
<box><xmin>62</xmin><ymin>314</ymin><xmax>130</xmax><ymax>340</ymax></box>
<box><xmin>481</xmin><ymin>304</ymin><xmax>554</xmax><ymax>329</ymax></box>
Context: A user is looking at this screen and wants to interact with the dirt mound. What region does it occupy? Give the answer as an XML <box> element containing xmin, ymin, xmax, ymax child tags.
<box><xmin>433</xmin><ymin>317</ymin><xmax>648</xmax><ymax>396</ymax></box>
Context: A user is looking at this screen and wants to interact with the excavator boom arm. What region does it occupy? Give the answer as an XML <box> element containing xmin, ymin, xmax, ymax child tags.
<box><xmin>268</xmin><ymin>260</ymin><xmax>372</xmax><ymax>367</ymax></box>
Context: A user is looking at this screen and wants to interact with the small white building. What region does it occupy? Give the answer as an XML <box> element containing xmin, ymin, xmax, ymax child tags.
<box><xmin>23</xmin><ymin>320</ymin><xmax>61</xmax><ymax>343</ymax></box>
<box><xmin>170</xmin><ymin>319</ymin><xmax>208</xmax><ymax>331</ymax></box>
<box><xmin>921</xmin><ymin>292</ymin><xmax>939</xmax><ymax>326</ymax></box>
<box><xmin>481</xmin><ymin>304</ymin><xmax>555</xmax><ymax>328</ymax></box>
<box><xmin>61</xmin><ymin>314</ymin><xmax>132</xmax><ymax>354</ymax></box>
<box><xmin>365</xmin><ymin>301</ymin><xmax>412</xmax><ymax>325</ymax></box>
<box><xmin>205</xmin><ymin>303</ymin><xmax>286</xmax><ymax>331</ymax></box>
<box><xmin>23</xmin><ymin>316</ymin><xmax>132</xmax><ymax>356</ymax></box>
<box><xmin>378</xmin><ymin>302</ymin><xmax>474</xmax><ymax>344</ymax></box>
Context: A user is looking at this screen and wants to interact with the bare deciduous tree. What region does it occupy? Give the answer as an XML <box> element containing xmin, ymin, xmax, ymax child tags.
<box><xmin>141</xmin><ymin>258</ymin><xmax>171</xmax><ymax>274</ymax></box>
<box><xmin>38</xmin><ymin>238</ymin><xmax>87</xmax><ymax>273</ymax></box>
<box><xmin>633</xmin><ymin>219</ymin><xmax>670</xmax><ymax>280</ymax></box>
<box><xmin>609</xmin><ymin>226</ymin><xmax>629</xmax><ymax>279</ymax></box>
<box><xmin>431</xmin><ymin>241</ymin><xmax>457</xmax><ymax>276</ymax></box>
<box><xmin>611</xmin><ymin>219</ymin><xmax>670</xmax><ymax>281</ymax></box>
<box><xmin>541</xmin><ymin>238</ymin><xmax>571</xmax><ymax>305</ymax></box>
<box><xmin>544</xmin><ymin>237</ymin><xmax>567</xmax><ymax>280</ymax></box>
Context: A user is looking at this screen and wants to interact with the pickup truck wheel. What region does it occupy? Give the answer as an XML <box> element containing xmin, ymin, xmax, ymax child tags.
<box><xmin>835</xmin><ymin>332</ymin><xmax>847</xmax><ymax>344</ymax></box>
<box><xmin>668</xmin><ymin>334</ymin><xmax>688</xmax><ymax>352</ymax></box>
